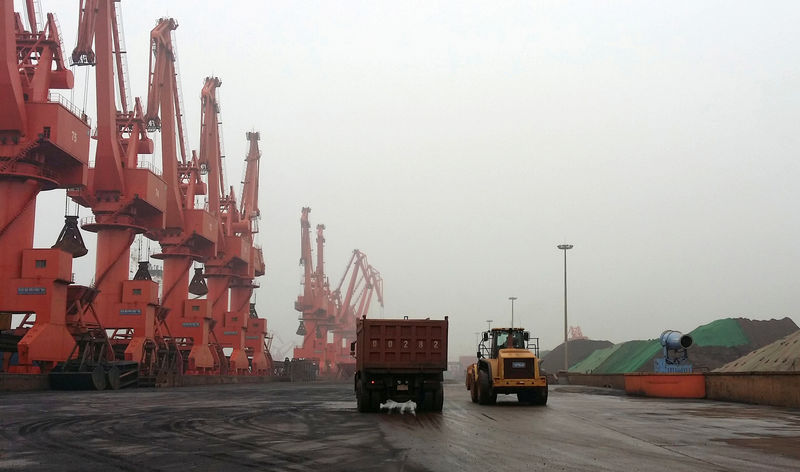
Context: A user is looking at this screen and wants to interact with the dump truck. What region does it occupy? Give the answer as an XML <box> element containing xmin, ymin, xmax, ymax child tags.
<box><xmin>465</xmin><ymin>327</ymin><xmax>547</xmax><ymax>405</ymax></box>
<box><xmin>351</xmin><ymin>316</ymin><xmax>448</xmax><ymax>412</ymax></box>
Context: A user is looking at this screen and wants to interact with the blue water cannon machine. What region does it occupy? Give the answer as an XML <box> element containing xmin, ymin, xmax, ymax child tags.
<box><xmin>654</xmin><ymin>330</ymin><xmax>693</xmax><ymax>373</ymax></box>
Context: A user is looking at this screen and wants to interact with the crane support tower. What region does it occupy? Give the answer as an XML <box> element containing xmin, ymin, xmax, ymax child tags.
<box><xmin>1</xmin><ymin>1</ymin><xmax>92</xmax><ymax>375</ymax></box>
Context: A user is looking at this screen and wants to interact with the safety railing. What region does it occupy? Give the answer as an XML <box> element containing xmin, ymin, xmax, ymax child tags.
<box><xmin>0</xmin><ymin>160</ymin><xmax>58</xmax><ymax>180</ymax></box>
<box><xmin>136</xmin><ymin>158</ymin><xmax>162</xmax><ymax>176</ymax></box>
<box><xmin>80</xmin><ymin>216</ymin><xmax>96</xmax><ymax>227</ymax></box>
<box><xmin>47</xmin><ymin>92</ymin><xmax>92</xmax><ymax>127</ymax></box>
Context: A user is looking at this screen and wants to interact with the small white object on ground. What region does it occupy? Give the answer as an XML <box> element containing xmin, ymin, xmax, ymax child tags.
<box><xmin>379</xmin><ymin>399</ymin><xmax>417</xmax><ymax>414</ymax></box>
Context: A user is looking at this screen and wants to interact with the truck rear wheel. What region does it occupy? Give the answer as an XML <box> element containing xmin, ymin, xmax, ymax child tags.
<box><xmin>422</xmin><ymin>391</ymin><xmax>434</xmax><ymax>411</ymax></box>
<box><xmin>369</xmin><ymin>389</ymin><xmax>382</xmax><ymax>412</ymax></box>
<box><xmin>433</xmin><ymin>383</ymin><xmax>444</xmax><ymax>412</ymax></box>
<box><xmin>356</xmin><ymin>382</ymin><xmax>370</xmax><ymax>412</ymax></box>
<box><xmin>478</xmin><ymin>370</ymin><xmax>495</xmax><ymax>405</ymax></box>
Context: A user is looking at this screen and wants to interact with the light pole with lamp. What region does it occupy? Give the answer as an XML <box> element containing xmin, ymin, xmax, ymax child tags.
<box><xmin>557</xmin><ymin>244</ymin><xmax>573</xmax><ymax>371</ymax></box>
<box><xmin>508</xmin><ymin>297</ymin><xmax>517</xmax><ymax>328</ymax></box>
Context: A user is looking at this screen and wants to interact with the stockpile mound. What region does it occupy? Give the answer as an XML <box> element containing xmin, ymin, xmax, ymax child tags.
<box><xmin>584</xmin><ymin>340</ymin><xmax>661</xmax><ymax>374</ymax></box>
<box><xmin>715</xmin><ymin>329</ymin><xmax>800</xmax><ymax>372</ymax></box>
<box><xmin>689</xmin><ymin>318</ymin><xmax>749</xmax><ymax>347</ymax></box>
<box><xmin>569</xmin><ymin>344</ymin><xmax>622</xmax><ymax>373</ymax></box>
<box><xmin>562</xmin><ymin>317</ymin><xmax>798</xmax><ymax>374</ymax></box>
<box><xmin>737</xmin><ymin>318</ymin><xmax>799</xmax><ymax>347</ymax></box>
<box><xmin>540</xmin><ymin>339</ymin><xmax>613</xmax><ymax>373</ymax></box>
<box><xmin>669</xmin><ymin>317</ymin><xmax>798</xmax><ymax>371</ymax></box>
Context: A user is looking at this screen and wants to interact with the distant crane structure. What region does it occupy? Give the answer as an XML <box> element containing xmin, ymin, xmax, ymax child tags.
<box><xmin>328</xmin><ymin>249</ymin><xmax>383</xmax><ymax>377</ymax></box>
<box><xmin>293</xmin><ymin>208</ymin><xmax>382</xmax><ymax>376</ymax></box>
<box><xmin>294</xmin><ymin>208</ymin><xmax>335</xmax><ymax>370</ymax></box>
<box><xmin>568</xmin><ymin>326</ymin><xmax>588</xmax><ymax>341</ymax></box>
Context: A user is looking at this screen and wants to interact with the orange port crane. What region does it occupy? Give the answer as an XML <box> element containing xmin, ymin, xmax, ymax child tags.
<box><xmin>204</xmin><ymin>129</ymin><xmax>269</xmax><ymax>375</ymax></box>
<box><xmin>235</xmin><ymin>132</ymin><xmax>271</xmax><ymax>375</ymax></box>
<box><xmin>293</xmin><ymin>208</ymin><xmax>336</xmax><ymax>372</ymax></box>
<box><xmin>189</xmin><ymin>76</ymin><xmax>236</xmax><ymax>375</ymax></box>
<box><xmin>69</xmin><ymin>0</ymin><xmax>173</xmax><ymax>383</ymax></box>
<box><xmin>143</xmin><ymin>18</ymin><xmax>221</xmax><ymax>376</ymax></box>
<box><xmin>1</xmin><ymin>1</ymin><xmax>91</xmax><ymax>374</ymax></box>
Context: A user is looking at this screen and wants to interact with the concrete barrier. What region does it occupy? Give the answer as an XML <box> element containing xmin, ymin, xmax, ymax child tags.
<box><xmin>705</xmin><ymin>372</ymin><xmax>800</xmax><ymax>409</ymax></box>
<box><xmin>624</xmin><ymin>373</ymin><xmax>705</xmax><ymax>398</ymax></box>
<box><xmin>565</xmin><ymin>372</ymin><xmax>800</xmax><ymax>408</ymax></box>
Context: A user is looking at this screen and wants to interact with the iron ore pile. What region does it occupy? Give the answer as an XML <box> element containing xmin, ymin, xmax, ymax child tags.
<box><xmin>543</xmin><ymin>317</ymin><xmax>799</xmax><ymax>374</ymax></box>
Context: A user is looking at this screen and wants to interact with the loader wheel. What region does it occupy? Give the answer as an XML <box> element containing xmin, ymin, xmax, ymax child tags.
<box><xmin>478</xmin><ymin>370</ymin><xmax>494</xmax><ymax>405</ymax></box>
<box><xmin>470</xmin><ymin>379</ymin><xmax>478</xmax><ymax>403</ymax></box>
<box><xmin>532</xmin><ymin>386</ymin><xmax>548</xmax><ymax>406</ymax></box>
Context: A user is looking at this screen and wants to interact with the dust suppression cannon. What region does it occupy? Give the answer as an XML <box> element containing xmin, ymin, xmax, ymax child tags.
<box><xmin>654</xmin><ymin>330</ymin><xmax>693</xmax><ymax>373</ymax></box>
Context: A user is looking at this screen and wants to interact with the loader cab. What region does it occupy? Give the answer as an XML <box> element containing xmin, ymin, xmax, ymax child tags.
<box><xmin>479</xmin><ymin>328</ymin><xmax>532</xmax><ymax>359</ymax></box>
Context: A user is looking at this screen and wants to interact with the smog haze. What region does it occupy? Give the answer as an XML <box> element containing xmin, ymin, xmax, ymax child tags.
<box><xmin>28</xmin><ymin>0</ymin><xmax>800</xmax><ymax>359</ymax></box>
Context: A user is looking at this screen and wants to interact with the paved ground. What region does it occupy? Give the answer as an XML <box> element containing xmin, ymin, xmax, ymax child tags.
<box><xmin>1</xmin><ymin>382</ymin><xmax>799</xmax><ymax>471</ymax></box>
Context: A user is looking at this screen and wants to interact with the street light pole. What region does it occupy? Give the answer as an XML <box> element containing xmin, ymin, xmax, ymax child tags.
<box><xmin>557</xmin><ymin>244</ymin><xmax>573</xmax><ymax>371</ymax></box>
<box><xmin>508</xmin><ymin>297</ymin><xmax>517</xmax><ymax>328</ymax></box>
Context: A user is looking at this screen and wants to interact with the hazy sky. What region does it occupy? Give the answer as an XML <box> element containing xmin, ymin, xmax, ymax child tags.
<box><xmin>24</xmin><ymin>1</ymin><xmax>800</xmax><ymax>358</ymax></box>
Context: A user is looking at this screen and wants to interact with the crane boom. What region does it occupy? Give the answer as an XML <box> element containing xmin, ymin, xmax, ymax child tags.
<box><xmin>199</xmin><ymin>77</ymin><xmax>224</xmax><ymax>218</ymax></box>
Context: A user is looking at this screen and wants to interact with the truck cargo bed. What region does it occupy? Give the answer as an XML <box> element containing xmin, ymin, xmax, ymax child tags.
<box><xmin>356</xmin><ymin>318</ymin><xmax>448</xmax><ymax>371</ymax></box>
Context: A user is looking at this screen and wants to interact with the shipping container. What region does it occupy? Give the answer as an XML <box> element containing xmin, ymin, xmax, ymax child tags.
<box><xmin>352</xmin><ymin>316</ymin><xmax>448</xmax><ymax>412</ymax></box>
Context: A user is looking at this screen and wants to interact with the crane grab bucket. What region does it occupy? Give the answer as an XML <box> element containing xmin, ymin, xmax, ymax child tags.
<box><xmin>188</xmin><ymin>268</ymin><xmax>209</xmax><ymax>296</ymax></box>
<box><xmin>51</xmin><ymin>216</ymin><xmax>88</xmax><ymax>258</ymax></box>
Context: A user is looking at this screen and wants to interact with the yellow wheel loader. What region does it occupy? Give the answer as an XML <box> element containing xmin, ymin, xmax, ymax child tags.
<box><xmin>465</xmin><ymin>327</ymin><xmax>547</xmax><ymax>405</ymax></box>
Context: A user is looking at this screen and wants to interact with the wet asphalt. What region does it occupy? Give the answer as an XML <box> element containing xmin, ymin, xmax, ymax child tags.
<box><xmin>1</xmin><ymin>382</ymin><xmax>799</xmax><ymax>471</ymax></box>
